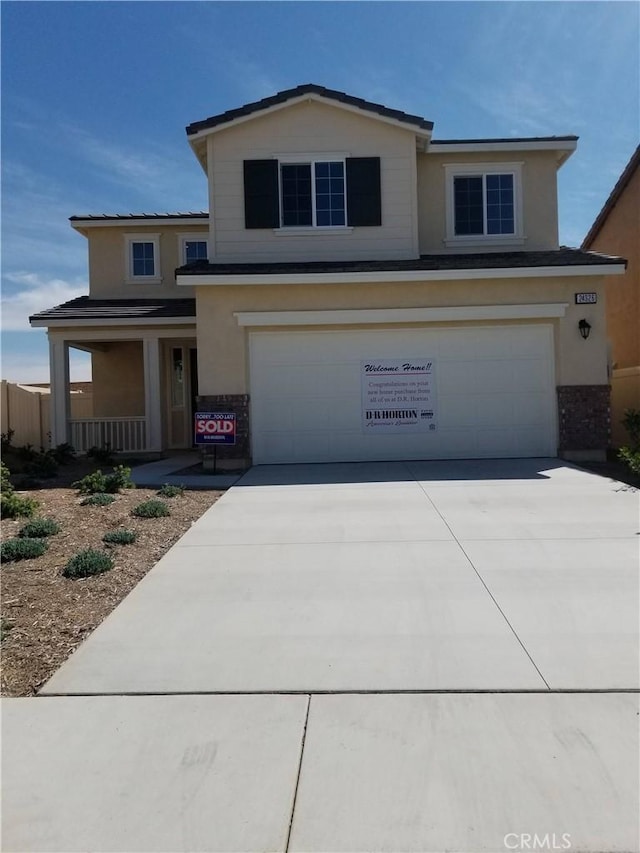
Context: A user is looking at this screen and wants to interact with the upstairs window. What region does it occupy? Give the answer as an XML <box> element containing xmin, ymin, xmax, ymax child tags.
<box><xmin>179</xmin><ymin>236</ymin><xmax>208</xmax><ymax>265</ymax></box>
<box><xmin>281</xmin><ymin>161</ymin><xmax>346</xmax><ymax>227</ymax></box>
<box><xmin>244</xmin><ymin>157</ymin><xmax>380</xmax><ymax>229</ymax></box>
<box><xmin>125</xmin><ymin>234</ymin><xmax>161</xmax><ymax>283</ymax></box>
<box><xmin>454</xmin><ymin>173</ymin><xmax>514</xmax><ymax>235</ymax></box>
<box><xmin>444</xmin><ymin>163</ymin><xmax>523</xmax><ymax>246</ymax></box>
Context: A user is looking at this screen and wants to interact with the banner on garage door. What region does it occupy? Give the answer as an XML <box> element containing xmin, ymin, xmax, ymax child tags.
<box><xmin>361</xmin><ymin>359</ymin><xmax>437</xmax><ymax>433</ymax></box>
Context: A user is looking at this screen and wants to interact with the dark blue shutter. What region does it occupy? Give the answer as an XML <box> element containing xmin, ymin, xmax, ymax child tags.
<box><xmin>346</xmin><ymin>157</ymin><xmax>381</xmax><ymax>226</ymax></box>
<box><xmin>243</xmin><ymin>160</ymin><xmax>279</xmax><ymax>229</ymax></box>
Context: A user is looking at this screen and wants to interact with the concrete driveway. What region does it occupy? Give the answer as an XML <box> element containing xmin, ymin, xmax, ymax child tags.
<box><xmin>40</xmin><ymin>458</ymin><xmax>639</xmax><ymax>694</ymax></box>
<box><xmin>4</xmin><ymin>459</ymin><xmax>639</xmax><ymax>852</ymax></box>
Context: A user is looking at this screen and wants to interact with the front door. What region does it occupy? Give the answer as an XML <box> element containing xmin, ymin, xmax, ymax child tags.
<box><xmin>167</xmin><ymin>343</ymin><xmax>197</xmax><ymax>449</ymax></box>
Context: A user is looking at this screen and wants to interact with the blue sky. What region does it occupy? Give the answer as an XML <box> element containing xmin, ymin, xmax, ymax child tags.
<box><xmin>2</xmin><ymin>0</ymin><xmax>638</xmax><ymax>382</ymax></box>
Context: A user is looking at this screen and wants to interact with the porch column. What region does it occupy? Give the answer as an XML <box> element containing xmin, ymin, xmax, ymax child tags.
<box><xmin>143</xmin><ymin>337</ymin><xmax>162</xmax><ymax>452</ymax></box>
<box><xmin>49</xmin><ymin>336</ymin><xmax>69</xmax><ymax>446</ymax></box>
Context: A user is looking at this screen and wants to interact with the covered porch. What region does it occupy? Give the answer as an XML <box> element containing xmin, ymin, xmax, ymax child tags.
<box><xmin>48</xmin><ymin>332</ymin><xmax>198</xmax><ymax>454</ymax></box>
<box><xmin>30</xmin><ymin>297</ymin><xmax>198</xmax><ymax>455</ymax></box>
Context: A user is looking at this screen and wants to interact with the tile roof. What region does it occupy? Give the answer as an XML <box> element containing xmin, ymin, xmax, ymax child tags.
<box><xmin>69</xmin><ymin>213</ymin><xmax>208</xmax><ymax>222</ymax></box>
<box><xmin>582</xmin><ymin>144</ymin><xmax>640</xmax><ymax>249</ymax></box>
<box><xmin>30</xmin><ymin>297</ymin><xmax>196</xmax><ymax>323</ymax></box>
<box><xmin>186</xmin><ymin>84</ymin><xmax>434</xmax><ymax>136</ymax></box>
<box><xmin>177</xmin><ymin>248</ymin><xmax>626</xmax><ymax>277</ymax></box>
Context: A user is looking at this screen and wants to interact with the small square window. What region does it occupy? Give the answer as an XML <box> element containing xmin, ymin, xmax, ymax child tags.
<box><xmin>185</xmin><ymin>240</ymin><xmax>208</xmax><ymax>263</ymax></box>
<box><xmin>125</xmin><ymin>234</ymin><xmax>161</xmax><ymax>283</ymax></box>
<box><xmin>451</xmin><ymin>171</ymin><xmax>517</xmax><ymax>238</ymax></box>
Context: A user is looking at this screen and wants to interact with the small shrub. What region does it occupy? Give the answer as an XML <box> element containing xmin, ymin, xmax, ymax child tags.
<box><xmin>1</xmin><ymin>617</ymin><xmax>13</xmax><ymax>641</ymax></box>
<box><xmin>87</xmin><ymin>444</ymin><xmax>113</xmax><ymax>464</ymax></box>
<box><xmin>74</xmin><ymin>465</ymin><xmax>134</xmax><ymax>495</ymax></box>
<box><xmin>108</xmin><ymin>465</ymin><xmax>134</xmax><ymax>491</ymax></box>
<box><xmin>51</xmin><ymin>443</ymin><xmax>76</xmax><ymax>464</ymax></box>
<box><xmin>25</xmin><ymin>452</ymin><xmax>59</xmax><ymax>480</ymax></box>
<box><xmin>1</xmin><ymin>429</ymin><xmax>14</xmax><ymax>452</ymax></box>
<box><xmin>1</xmin><ymin>461</ymin><xmax>39</xmax><ymax>518</ymax></box>
<box><xmin>103</xmin><ymin>529</ymin><xmax>137</xmax><ymax>545</ymax></box>
<box><xmin>80</xmin><ymin>493</ymin><xmax>116</xmax><ymax>507</ymax></box>
<box><xmin>1</xmin><ymin>490</ymin><xmax>39</xmax><ymax>519</ymax></box>
<box><xmin>63</xmin><ymin>548</ymin><xmax>114</xmax><ymax>578</ymax></box>
<box><xmin>1</xmin><ymin>537</ymin><xmax>49</xmax><ymax>563</ymax></box>
<box><xmin>17</xmin><ymin>443</ymin><xmax>38</xmax><ymax>462</ymax></box>
<box><xmin>618</xmin><ymin>447</ymin><xmax>640</xmax><ymax>476</ymax></box>
<box><xmin>132</xmin><ymin>499</ymin><xmax>170</xmax><ymax>518</ymax></box>
<box><xmin>157</xmin><ymin>483</ymin><xmax>185</xmax><ymax>498</ymax></box>
<box><xmin>1</xmin><ymin>460</ymin><xmax>12</xmax><ymax>491</ymax></box>
<box><xmin>19</xmin><ymin>517</ymin><xmax>61</xmax><ymax>538</ymax></box>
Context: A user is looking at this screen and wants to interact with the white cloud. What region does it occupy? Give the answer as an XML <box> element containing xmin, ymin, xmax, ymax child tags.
<box><xmin>1</xmin><ymin>272</ymin><xmax>87</xmax><ymax>332</ymax></box>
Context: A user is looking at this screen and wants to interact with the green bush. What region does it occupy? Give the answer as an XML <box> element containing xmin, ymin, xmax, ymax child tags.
<box><xmin>132</xmin><ymin>499</ymin><xmax>170</xmax><ymax>518</ymax></box>
<box><xmin>80</xmin><ymin>493</ymin><xmax>116</xmax><ymax>507</ymax></box>
<box><xmin>618</xmin><ymin>447</ymin><xmax>640</xmax><ymax>476</ymax></box>
<box><xmin>103</xmin><ymin>529</ymin><xmax>137</xmax><ymax>545</ymax></box>
<box><xmin>1</xmin><ymin>461</ymin><xmax>39</xmax><ymax>518</ymax></box>
<box><xmin>25</xmin><ymin>452</ymin><xmax>59</xmax><ymax>480</ymax></box>
<box><xmin>19</xmin><ymin>517</ymin><xmax>61</xmax><ymax>538</ymax></box>
<box><xmin>87</xmin><ymin>443</ymin><xmax>113</xmax><ymax>464</ymax></box>
<box><xmin>1</xmin><ymin>537</ymin><xmax>49</xmax><ymax>563</ymax></box>
<box><xmin>157</xmin><ymin>483</ymin><xmax>185</xmax><ymax>498</ymax></box>
<box><xmin>74</xmin><ymin>465</ymin><xmax>134</xmax><ymax>495</ymax></box>
<box><xmin>63</xmin><ymin>549</ymin><xmax>114</xmax><ymax>579</ymax></box>
<box><xmin>51</xmin><ymin>443</ymin><xmax>76</xmax><ymax>464</ymax></box>
<box><xmin>1</xmin><ymin>617</ymin><xmax>13</xmax><ymax>642</ymax></box>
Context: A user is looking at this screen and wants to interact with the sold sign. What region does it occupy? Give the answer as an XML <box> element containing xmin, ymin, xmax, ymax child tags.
<box><xmin>194</xmin><ymin>412</ymin><xmax>236</xmax><ymax>445</ymax></box>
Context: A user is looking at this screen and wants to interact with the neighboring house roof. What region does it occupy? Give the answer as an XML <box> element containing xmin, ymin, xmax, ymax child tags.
<box><xmin>177</xmin><ymin>248</ymin><xmax>625</xmax><ymax>277</ymax></box>
<box><xmin>185</xmin><ymin>83</ymin><xmax>435</xmax><ymax>138</ymax></box>
<box><xmin>582</xmin><ymin>144</ymin><xmax>640</xmax><ymax>249</ymax></box>
<box><xmin>30</xmin><ymin>297</ymin><xmax>196</xmax><ymax>327</ymax></box>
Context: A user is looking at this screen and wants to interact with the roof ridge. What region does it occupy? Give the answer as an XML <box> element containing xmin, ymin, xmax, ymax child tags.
<box><xmin>186</xmin><ymin>83</ymin><xmax>434</xmax><ymax>136</ymax></box>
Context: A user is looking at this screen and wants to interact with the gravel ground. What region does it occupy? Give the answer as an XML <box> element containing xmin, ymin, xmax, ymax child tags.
<box><xmin>1</xmin><ymin>482</ymin><xmax>221</xmax><ymax>696</ymax></box>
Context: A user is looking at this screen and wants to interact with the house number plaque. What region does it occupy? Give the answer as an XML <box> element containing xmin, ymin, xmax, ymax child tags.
<box><xmin>575</xmin><ymin>292</ymin><xmax>597</xmax><ymax>304</ymax></box>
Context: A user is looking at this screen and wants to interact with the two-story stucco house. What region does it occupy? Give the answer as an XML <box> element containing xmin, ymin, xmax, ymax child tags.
<box><xmin>582</xmin><ymin>145</ymin><xmax>639</xmax><ymax>447</ymax></box>
<box><xmin>31</xmin><ymin>84</ymin><xmax>627</xmax><ymax>466</ymax></box>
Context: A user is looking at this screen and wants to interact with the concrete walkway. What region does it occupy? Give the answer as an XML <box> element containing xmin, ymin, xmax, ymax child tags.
<box><xmin>3</xmin><ymin>459</ymin><xmax>639</xmax><ymax>852</ymax></box>
<box><xmin>129</xmin><ymin>452</ymin><xmax>241</xmax><ymax>489</ymax></box>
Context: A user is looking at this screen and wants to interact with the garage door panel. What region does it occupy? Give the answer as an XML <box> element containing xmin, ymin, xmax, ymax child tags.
<box><xmin>250</xmin><ymin>326</ymin><xmax>556</xmax><ymax>463</ymax></box>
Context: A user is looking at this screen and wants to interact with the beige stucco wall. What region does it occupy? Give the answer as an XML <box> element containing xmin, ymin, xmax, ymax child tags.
<box><xmin>92</xmin><ymin>341</ymin><xmax>145</xmax><ymax>416</ymax></box>
<box><xmin>207</xmin><ymin>100</ymin><xmax>419</xmax><ymax>262</ymax></box>
<box><xmin>587</xmin><ymin>165</ymin><xmax>639</xmax><ymax>370</ymax></box>
<box><xmin>417</xmin><ymin>150</ymin><xmax>560</xmax><ymax>253</ymax></box>
<box><xmin>86</xmin><ymin>224</ymin><xmax>206</xmax><ymax>298</ymax></box>
<box><xmin>195</xmin><ymin>275</ymin><xmax>607</xmax><ymax>397</ymax></box>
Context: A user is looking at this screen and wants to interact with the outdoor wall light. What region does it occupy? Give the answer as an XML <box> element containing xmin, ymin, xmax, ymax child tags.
<box><xmin>578</xmin><ymin>319</ymin><xmax>592</xmax><ymax>340</ymax></box>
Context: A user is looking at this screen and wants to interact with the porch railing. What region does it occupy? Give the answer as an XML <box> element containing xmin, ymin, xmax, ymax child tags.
<box><xmin>68</xmin><ymin>418</ymin><xmax>147</xmax><ymax>453</ymax></box>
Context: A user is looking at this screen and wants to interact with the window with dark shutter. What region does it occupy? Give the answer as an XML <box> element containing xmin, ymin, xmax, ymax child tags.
<box><xmin>346</xmin><ymin>157</ymin><xmax>381</xmax><ymax>226</ymax></box>
<box><xmin>243</xmin><ymin>160</ymin><xmax>279</xmax><ymax>229</ymax></box>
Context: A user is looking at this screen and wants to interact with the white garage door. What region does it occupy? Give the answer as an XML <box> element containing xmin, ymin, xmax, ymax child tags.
<box><xmin>250</xmin><ymin>325</ymin><xmax>556</xmax><ymax>464</ymax></box>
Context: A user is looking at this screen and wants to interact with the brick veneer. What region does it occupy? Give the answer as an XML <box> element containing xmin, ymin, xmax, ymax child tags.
<box><xmin>196</xmin><ymin>394</ymin><xmax>250</xmax><ymax>465</ymax></box>
<box><xmin>556</xmin><ymin>385</ymin><xmax>610</xmax><ymax>451</ymax></box>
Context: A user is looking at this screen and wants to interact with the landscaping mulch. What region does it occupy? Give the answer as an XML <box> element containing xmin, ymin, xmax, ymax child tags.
<box><xmin>1</xmin><ymin>484</ymin><xmax>221</xmax><ymax>697</ymax></box>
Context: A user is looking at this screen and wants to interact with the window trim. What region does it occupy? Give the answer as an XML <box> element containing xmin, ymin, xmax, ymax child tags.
<box><xmin>178</xmin><ymin>233</ymin><xmax>209</xmax><ymax>265</ymax></box>
<box><xmin>444</xmin><ymin>162</ymin><xmax>524</xmax><ymax>247</ymax></box>
<box><xmin>277</xmin><ymin>157</ymin><xmax>349</xmax><ymax>230</ymax></box>
<box><xmin>124</xmin><ymin>234</ymin><xmax>161</xmax><ymax>284</ymax></box>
